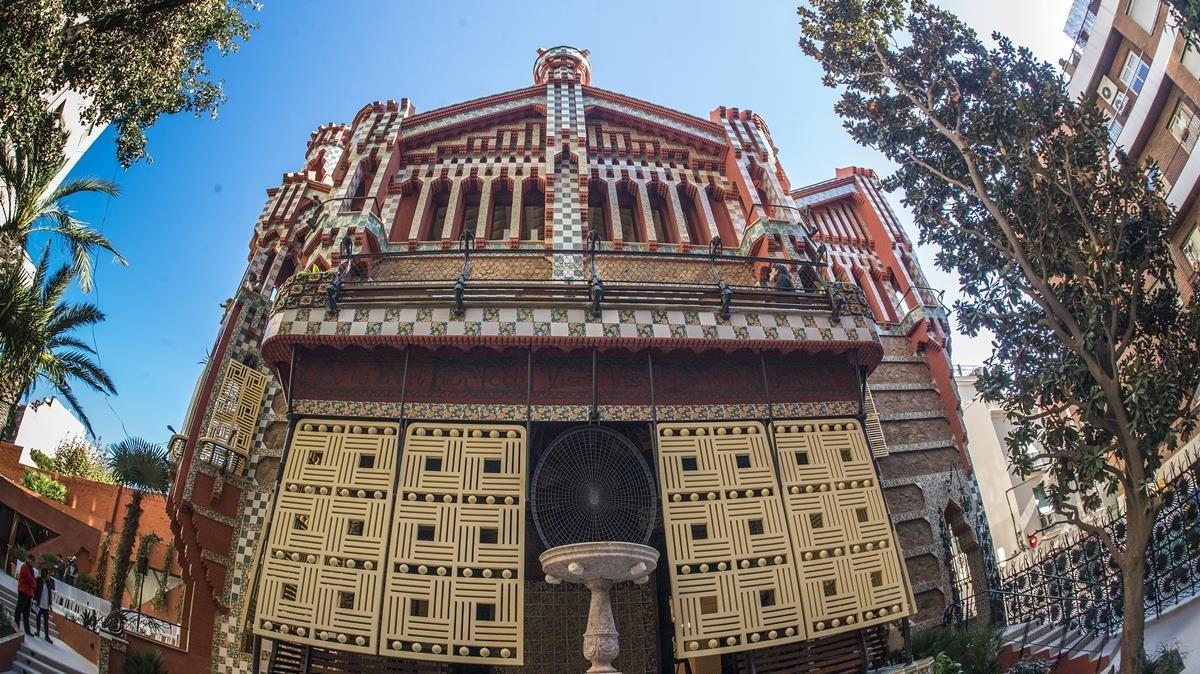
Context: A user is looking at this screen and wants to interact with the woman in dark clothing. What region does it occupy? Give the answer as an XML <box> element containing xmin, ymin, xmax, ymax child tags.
<box><xmin>33</xmin><ymin>566</ymin><xmax>53</xmax><ymax>642</ymax></box>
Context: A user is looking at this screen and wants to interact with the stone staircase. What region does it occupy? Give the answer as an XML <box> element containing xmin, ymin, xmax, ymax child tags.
<box><xmin>1001</xmin><ymin>622</ymin><xmax>1117</xmax><ymax>674</ymax></box>
<box><xmin>0</xmin><ymin>578</ymin><xmax>95</xmax><ymax>674</ymax></box>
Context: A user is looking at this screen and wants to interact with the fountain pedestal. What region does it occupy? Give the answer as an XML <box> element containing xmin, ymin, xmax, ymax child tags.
<box><xmin>539</xmin><ymin>542</ymin><xmax>659</xmax><ymax>674</ymax></box>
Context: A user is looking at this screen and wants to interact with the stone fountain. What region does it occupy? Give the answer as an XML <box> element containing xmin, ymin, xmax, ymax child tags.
<box><xmin>540</xmin><ymin>542</ymin><xmax>660</xmax><ymax>674</ymax></box>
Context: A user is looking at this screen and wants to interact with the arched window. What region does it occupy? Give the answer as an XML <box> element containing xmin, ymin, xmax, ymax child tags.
<box><xmin>677</xmin><ymin>184</ymin><xmax>707</xmax><ymax>245</ymax></box>
<box><xmin>346</xmin><ymin>157</ymin><xmax>379</xmax><ymax>213</ymax></box>
<box><xmin>418</xmin><ymin>179</ymin><xmax>452</xmax><ymax>241</ymax></box>
<box><xmin>256</xmin><ymin>249</ymin><xmax>277</xmax><ymax>294</ymax></box>
<box><xmin>616</xmin><ymin>181</ymin><xmax>642</xmax><ymax>243</ymax></box>
<box><xmin>487</xmin><ymin>181</ymin><xmax>514</xmax><ymax>240</ymax></box>
<box><xmin>274</xmin><ymin>257</ymin><xmax>297</xmax><ymax>289</ymax></box>
<box><xmin>521</xmin><ymin>180</ymin><xmax>545</xmax><ymax>241</ymax></box>
<box><xmin>587</xmin><ymin>179</ymin><xmax>610</xmax><ymax>240</ymax></box>
<box><xmin>748</xmin><ymin>162</ymin><xmax>771</xmax><ymax>219</ymax></box>
<box><xmin>706</xmin><ymin>185</ymin><xmax>737</xmax><ymax>246</ymax></box>
<box><xmin>389</xmin><ymin>178</ymin><xmax>421</xmax><ymax>241</ymax></box>
<box><xmin>647</xmin><ymin>182</ymin><xmax>677</xmax><ymax>244</ymax></box>
<box><xmin>455</xmin><ymin>179</ymin><xmax>483</xmax><ymax>239</ymax></box>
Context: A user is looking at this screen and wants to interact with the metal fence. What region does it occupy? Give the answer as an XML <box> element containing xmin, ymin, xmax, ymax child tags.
<box><xmin>946</xmin><ymin>448</ymin><xmax>1200</xmax><ymax>636</ymax></box>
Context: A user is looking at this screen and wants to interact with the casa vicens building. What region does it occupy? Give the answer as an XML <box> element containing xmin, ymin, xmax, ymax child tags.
<box><xmin>129</xmin><ymin>47</ymin><xmax>994</xmax><ymax>674</ymax></box>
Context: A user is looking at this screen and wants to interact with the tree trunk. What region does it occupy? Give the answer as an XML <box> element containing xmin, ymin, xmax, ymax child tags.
<box><xmin>109</xmin><ymin>491</ymin><xmax>144</xmax><ymax>610</ymax></box>
<box><xmin>0</xmin><ymin>231</ymin><xmax>22</xmax><ymax>274</ymax></box>
<box><xmin>1118</xmin><ymin>504</ymin><xmax>1153</xmax><ymax>674</ymax></box>
<box><xmin>0</xmin><ymin>381</ymin><xmax>22</xmax><ymax>442</ymax></box>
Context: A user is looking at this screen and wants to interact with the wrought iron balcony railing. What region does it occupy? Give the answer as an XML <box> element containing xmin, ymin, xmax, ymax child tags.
<box><xmin>101</xmin><ymin>608</ymin><xmax>186</xmax><ymax>649</ymax></box>
<box><xmin>195</xmin><ymin>436</ymin><xmax>248</xmax><ymax>476</ymax></box>
<box><xmin>275</xmin><ymin>237</ymin><xmax>848</xmax><ymax>321</ymax></box>
<box><xmin>167</xmin><ymin>434</ymin><xmax>187</xmax><ymax>470</ymax></box>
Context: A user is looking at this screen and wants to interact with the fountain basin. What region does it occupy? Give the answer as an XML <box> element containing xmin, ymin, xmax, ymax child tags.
<box><xmin>540</xmin><ymin>541</ymin><xmax>659</xmax><ymax>586</ymax></box>
<box><xmin>539</xmin><ymin>542</ymin><xmax>659</xmax><ymax>674</ymax></box>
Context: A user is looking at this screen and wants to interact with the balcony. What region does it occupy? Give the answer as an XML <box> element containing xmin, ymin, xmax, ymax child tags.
<box><xmin>167</xmin><ymin>434</ymin><xmax>187</xmax><ymax>471</ymax></box>
<box><xmin>275</xmin><ymin>246</ymin><xmax>837</xmax><ymax>317</ymax></box>
<box><xmin>194</xmin><ymin>436</ymin><xmax>247</xmax><ymax>475</ymax></box>
<box><xmin>897</xmin><ymin>285</ymin><xmax>950</xmax><ymax>337</ymax></box>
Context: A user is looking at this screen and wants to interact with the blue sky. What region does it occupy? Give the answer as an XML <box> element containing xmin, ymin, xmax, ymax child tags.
<box><xmin>35</xmin><ymin>0</ymin><xmax>1073</xmax><ymax>446</ymax></box>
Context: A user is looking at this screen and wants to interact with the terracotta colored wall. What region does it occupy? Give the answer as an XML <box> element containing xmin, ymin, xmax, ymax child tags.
<box><xmin>57</xmin><ymin>614</ymin><xmax>101</xmax><ymax>663</ymax></box>
<box><xmin>0</xmin><ymin>441</ymin><xmax>176</xmax><ymax>575</ymax></box>
<box><xmin>0</xmin><ymin>633</ymin><xmax>22</xmax><ymax>672</ymax></box>
<box><xmin>0</xmin><ymin>475</ymin><xmax>102</xmax><ymax>569</ymax></box>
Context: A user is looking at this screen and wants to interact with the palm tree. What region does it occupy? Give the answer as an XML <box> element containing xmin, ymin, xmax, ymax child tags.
<box><xmin>107</xmin><ymin>438</ymin><xmax>169</xmax><ymax>610</ymax></box>
<box><xmin>0</xmin><ymin>249</ymin><xmax>116</xmax><ymax>434</ymax></box>
<box><xmin>0</xmin><ymin>114</ymin><xmax>124</xmax><ymax>291</ymax></box>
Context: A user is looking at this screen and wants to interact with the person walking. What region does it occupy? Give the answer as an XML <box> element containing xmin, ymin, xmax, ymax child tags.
<box><xmin>33</xmin><ymin>565</ymin><xmax>53</xmax><ymax>642</ymax></box>
<box><xmin>14</xmin><ymin>554</ymin><xmax>34</xmax><ymax>636</ymax></box>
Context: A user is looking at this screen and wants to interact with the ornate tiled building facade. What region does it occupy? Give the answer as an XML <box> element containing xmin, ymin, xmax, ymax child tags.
<box><xmin>112</xmin><ymin>47</ymin><xmax>994</xmax><ymax>674</ymax></box>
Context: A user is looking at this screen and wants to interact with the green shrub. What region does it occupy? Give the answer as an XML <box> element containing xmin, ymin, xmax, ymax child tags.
<box><xmin>81</xmin><ymin>608</ymin><xmax>98</xmax><ymax>632</ymax></box>
<box><xmin>38</xmin><ymin>552</ymin><xmax>61</xmax><ymax>573</ymax></box>
<box><xmin>1143</xmin><ymin>645</ymin><xmax>1186</xmax><ymax>674</ymax></box>
<box><xmin>74</xmin><ymin>571</ymin><xmax>102</xmax><ymax>596</ymax></box>
<box><xmin>125</xmin><ymin>648</ymin><xmax>167</xmax><ymax>674</ymax></box>
<box><xmin>911</xmin><ymin>626</ymin><xmax>1002</xmax><ymax>674</ymax></box>
<box><xmin>8</xmin><ymin>545</ymin><xmax>28</xmax><ymax>568</ymax></box>
<box><xmin>21</xmin><ymin>469</ymin><xmax>66</xmax><ymax>503</ymax></box>
<box><xmin>932</xmin><ymin>652</ymin><xmax>962</xmax><ymax>674</ymax></box>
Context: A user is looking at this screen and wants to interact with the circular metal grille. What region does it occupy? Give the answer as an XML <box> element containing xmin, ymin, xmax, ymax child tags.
<box><xmin>530</xmin><ymin>425</ymin><xmax>657</xmax><ymax>548</ymax></box>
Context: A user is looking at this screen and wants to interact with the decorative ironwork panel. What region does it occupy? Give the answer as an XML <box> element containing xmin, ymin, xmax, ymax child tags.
<box><xmin>254</xmin><ymin>420</ymin><xmax>400</xmax><ymax>655</ymax></box>
<box><xmin>657</xmin><ymin>421</ymin><xmax>808</xmax><ymax>659</ymax></box>
<box><xmin>772</xmin><ymin>419</ymin><xmax>911</xmax><ymax>638</ymax></box>
<box><xmin>380</xmin><ymin>423</ymin><xmax>526</xmax><ymax>666</ymax></box>
<box><xmin>208</xmin><ymin>359</ymin><xmax>268</xmax><ymax>455</ymax></box>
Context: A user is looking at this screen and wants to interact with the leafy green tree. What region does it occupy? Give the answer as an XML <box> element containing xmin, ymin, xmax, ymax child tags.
<box><xmin>0</xmin><ymin>0</ymin><xmax>258</xmax><ymax>167</ymax></box>
<box><xmin>31</xmin><ymin>435</ymin><xmax>115</xmax><ymax>483</ymax></box>
<box><xmin>22</xmin><ymin>468</ymin><xmax>66</xmax><ymax>503</ymax></box>
<box><xmin>797</xmin><ymin>1</ymin><xmax>1200</xmax><ymax>671</ymax></box>
<box><xmin>107</xmin><ymin>437</ymin><xmax>168</xmax><ymax>610</ymax></box>
<box><xmin>1167</xmin><ymin>1</ymin><xmax>1200</xmax><ymax>48</ymax></box>
<box><xmin>0</xmin><ymin>113</ymin><xmax>123</xmax><ymax>287</ymax></box>
<box><xmin>0</xmin><ymin>250</ymin><xmax>116</xmax><ymax>435</ymax></box>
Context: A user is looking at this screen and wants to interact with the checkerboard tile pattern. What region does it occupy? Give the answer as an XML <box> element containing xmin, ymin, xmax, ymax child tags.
<box><xmin>265</xmin><ymin>305</ymin><xmax>876</xmax><ymax>347</ymax></box>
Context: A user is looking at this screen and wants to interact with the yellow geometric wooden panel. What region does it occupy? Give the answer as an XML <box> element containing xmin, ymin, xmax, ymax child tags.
<box><xmin>657</xmin><ymin>421</ymin><xmax>808</xmax><ymax>659</ymax></box>
<box><xmin>772</xmin><ymin>419</ymin><xmax>911</xmax><ymax>638</ymax></box>
<box><xmin>254</xmin><ymin>420</ymin><xmax>400</xmax><ymax>654</ymax></box>
<box><xmin>208</xmin><ymin>359</ymin><xmax>268</xmax><ymax>454</ymax></box>
<box><xmin>380</xmin><ymin>422</ymin><xmax>526</xmax><ymax>665</ymax></box>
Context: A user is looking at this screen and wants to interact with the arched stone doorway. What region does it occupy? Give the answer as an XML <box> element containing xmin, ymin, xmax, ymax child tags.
<box><xmin>942</xmin><ymin>500</ymin><xmax>990</xmax><ymax>626</ymax></box>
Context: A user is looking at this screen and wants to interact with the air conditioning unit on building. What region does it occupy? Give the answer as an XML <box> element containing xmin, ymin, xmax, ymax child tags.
<box><xmin>1098</xmin><ymin>76</ymin><xmax>1122</xmax><ymax>111</ymax></box>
